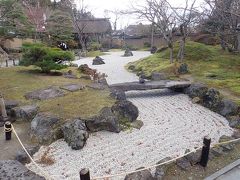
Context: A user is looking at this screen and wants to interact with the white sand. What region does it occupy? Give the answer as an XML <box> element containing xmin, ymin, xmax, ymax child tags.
<box><xmin>27</xmin><ymin>51</ymin><xmax>233</xmax><ymax>180</ymax></box>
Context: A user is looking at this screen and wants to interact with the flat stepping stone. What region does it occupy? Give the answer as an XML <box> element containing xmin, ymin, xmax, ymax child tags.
<box><xmin>25</xmin><ymin>87</ymin><xmax>65</xmax><ymax>100</ymax></box>
<box><xmin>87</xmin><ymin>83</ymin><xmax>108</xmax><ymax>90</ymax></box>
<box><xmin>60</xmin><ymin>84</ymin><xmax>85</xmax><ymax>92</ymax></box>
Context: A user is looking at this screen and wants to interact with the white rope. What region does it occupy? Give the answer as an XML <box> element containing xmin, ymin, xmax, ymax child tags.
<box><xmin>11</xmin><ymin>125</ymin><xmax>53</xmax><ymax>180</ymax></box>
<box><xmin>9</xmin><ymin>122</ymin><xmax>240</xmax><ymax>180</ymax></box>
<box><xmin>92</xmin><ymin>147</ymin><xmax>202</xmax><ymax>180</ymax></box>
<box><xmin>92</xmin><ymin>137</ymin><xmax>240</xmax><ymax>180</ymax></box>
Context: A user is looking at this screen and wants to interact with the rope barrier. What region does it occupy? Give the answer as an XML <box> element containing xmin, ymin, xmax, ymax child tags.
<box><xmin>92</xmin><ymin>147</ymin><xmax>202</xmax><ymax>180</ymax></box>
<box><xmin>6</xmin><ymin>122</ymin><xmax>240</xmax><ymax>180</ymax></box>
<box><xmin>11</xmin><ymin>125</ymin><xmax>53</xmax><ymax>180</ymax></box>
<box><xmin>92</xmin><ymin>137</ymin><xmax>240</xmax><ymax>180</ymax></box>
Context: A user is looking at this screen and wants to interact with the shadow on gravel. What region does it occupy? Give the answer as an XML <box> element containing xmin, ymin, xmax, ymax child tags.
<box><xmin>126</xmin><ymin>89</ymin><xmax>181</xmax><ymax>98</ymax></box>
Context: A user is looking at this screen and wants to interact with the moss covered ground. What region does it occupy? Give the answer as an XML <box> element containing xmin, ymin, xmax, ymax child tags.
<box><xmin>127</xmin><ymin>41</ymin><xmax>240</xmax><ymax>103</ymax></box>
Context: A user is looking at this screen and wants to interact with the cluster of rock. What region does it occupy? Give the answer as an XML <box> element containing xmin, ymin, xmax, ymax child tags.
<box><xmin>124</xmin><ymin>135</ymin><xmax>239</xmax><ymax>180</ymax></box>
<box><xmin>92</xmin><ymin>56</ymin><xmax>105</xmax><ymax>65</ymax></box>
<box><xmin>182</xmin><ymin>83</ymin><xmax>240</xmax><ymax>128</ymax></box>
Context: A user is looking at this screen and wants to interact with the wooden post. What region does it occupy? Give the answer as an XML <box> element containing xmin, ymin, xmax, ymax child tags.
<box><xmin>80</xmin><ymin>168</ymin><xmax>90</xmax><ymax>180</ymax></box>
<box><xmin>13</xmin><ymin>59</ymin><xmax>15</xmax><ymax>66</ymax></box>
<box><xmin>4</xmin><ymin>121</ymin><xmax>12</xmax><ymax>141</ymax></box>
<box><xmin>5</xmin><ymin>60</ymin><xmax>8</xmax><ymax>67</ymax></box>
<box><xmin>199</xmin><ymin>136</ymin><xmax>211</xmax><ymax>167</ymax></box>
<box><xmin>0</xmin><ymin>94</ymin><xmax>7</xmax><ymax>119</ymax></box>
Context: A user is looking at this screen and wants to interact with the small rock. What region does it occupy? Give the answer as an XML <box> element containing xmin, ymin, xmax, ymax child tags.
<box><xmin>30</xmin><ymin>113</ymin><xmax>63</xmax><ymax>145</ymax></box>
<box><xmin>92</xmin><ymin>56</ymin><xmax>105</xmax><ymax>65</ymax></box>
<box><xmin>5</xmin><ymin>100</ymin><xmax>19</xmax><ymax>110</ymax></box>
<box><xmin>184</xmin><ymin>83</ymin><xmax>208</xmax><ymax>98</ymax></box>
<box><xmin>178</xmin><ymin>63</ymin><xmax>188</xmax><ymax>74</ymax></box>
<box><xmin>218</xmin><ymin>99</ymin><xmax>239</xmax><ymax>117</ymax></box>
<box><xmin>25</xmin><ymin>87</ymin><xmax>65</xmax><ymax>100</ymax></box>
<box><xmin>130</xmin><ymin>120</ymin><xmax>144</xmax><ymax>129</ymax></box>
<box><xmin>151</xmin><ymin>72</ymin><xmax>166</xmax><ymax>81</ymax></box>
<box><xmin>11</xmin><ymin>105</ymin><xmax>38</xmax><ymax>120</ymax></box>
<box><xmin>232</xmin><ymin>130</ymin><xmax>240</xmax><ymax>139</ymax></box>
<box><xmin>62</xmin><ymin>119</ymin><xmax>89</xmax><ymax>150</ymax></box>
<box><xmin>211</xmin><ymin>147</ymin><xmax>224</xmax><ymax>157</ymax></box>
<box><xmin>16</xmin><ymin>146</ymin><xmax>40</xmax><ymax>164</ymax></box>
<box><xmin>191</xmin><ymin>97</ymin><xmax>201</xmax><ymax>104</ymax></box>
<box><xmin>185</xmin><ymin>149</ymin><xmax>201</xmax><ymax>165</ymax></box>
<box><xmin>128</xmin><ymin>65</ymin><xmax>136</xmax><ymax>71</ymax></box>
<box><xmin>176</xmin><ymin>157</ymin><xmax>191</xmax><ymax>170</ymax></box>
<box><xmin>123</xmin><ymin>49</ymin><xmax>133</xmax><ymax>57</ymax></box>
<box><xmin>0</xmin><ymin>160</ymin><xmax>45</xmax><ymax>179</ymax></box>
<box><xmin>220</xmin><ymin>144</ymin><xmax>234</xmax><ymax>152</ymax></box>
<box><xmin>125</xmin><ymin>167</ymin><xmax>154</xmax><ymax>180</ymax></box>
<box><xmin>85</xmin><ymin>107</ymin><xmax>120</xmax><ymax>133</ymax></box>
<box><xmin>110</xmin><ymin>89</ymin><xmax>126</xmax><ymax>100</ymax></box>
<box><xmin>60</xmin><ymin>84</ymin><xmax>85</xmax><ymax>92</ymax></box>
<box><xmin>155</xmin><ymin>157</ymin><xmax>172</xmax><ymax>180</ymax></box>
<box><xmin>202</xmin><ymin>88</ymin><xmax>222</xmax><ymax>111</ymax></box>
<box><xmin>150</xmin><ymin>46</ymin><xmax>157</xmax><ymax>54</ymax></box>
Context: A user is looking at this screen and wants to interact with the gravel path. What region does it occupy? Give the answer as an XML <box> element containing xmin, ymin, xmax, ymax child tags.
<box><xmin>27</xmin><ymin>51</ymin><xmax>233</xmax><ymax>180</ymax></box>
<box><xmin>74</xmin><ymin>51</ymin><xmax>151</xmax><ymax>84</ymax></box>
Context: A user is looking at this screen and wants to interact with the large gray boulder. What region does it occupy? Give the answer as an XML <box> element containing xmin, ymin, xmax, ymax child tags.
<box><xmin>62</xmin><ymin>119</ymin><xmax>89</xmax><ymax>150</ymax></box>
<box><xmin>16</xmin><ymin>145</ymin><xmax>40</xmax><ymax>164</ymax></box>
<box><xmin>11</xmin><ymin>105</ymin><xmax>38</xmax><ymax>120</ymax></box>
<box><xmin>184</xmin><ymin>83</ymin><xmax>208</xmax><ymax>98</ymax></box>
<box><xmin>112</xmin><ymin>100</ymin><xmax>139</xmax><ymax>122</ymax></box>
<box><xmin>218</xmin><ymin>99</ymin><xmax>239</xmax><ymax>117</ymax></box>
<box><xmin>25</xmin><ymin>87</ymin><xmax>65</xmax><ymax>100</ymax></box>
<box><xmin>110</xmin><ymin>88</ymin><xmax>127</xmax><ymax>100</ymax></box>
<box><xmin>92</xmin><ymin>56</ymin><xmax>105</xmax><ymax>65</ymax></box>
<box><xmin>30</xmin><ymin>113</ymin><xmax>62</xmax><ymax>145</ymax></box>
<box><xmin>202</xmin><ymin>88</ymin><xmax>222</xmax><ymax>111</ymax></box>
<box><xmin>125</xmin><ymin>168</ymin><xmax>154</xmax><ymax>180</ymax></box>
<box><xmin>0</xmin><ymin>160</ymin><xmax>45</xmax><ymax>180</ymax></box>
<box><xmin>86</xmin><ymin>107</ymin><xmax>120</xmax><ymax>133</ymax></box>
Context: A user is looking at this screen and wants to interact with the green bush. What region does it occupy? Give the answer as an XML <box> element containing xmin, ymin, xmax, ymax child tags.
<box><xmin>89</xmin><ymin>42</ymin><xmax>102</xmax><ymax>51</ymax></box>
<box><xmin>144</xmin><ymin>42</ymin><xmax>151</xmax><ymax>48</ymax></box>
<box><xmin>20</xmin><ymin>43</ymin><xmax>74</xmax><ymax>73</ymax></box>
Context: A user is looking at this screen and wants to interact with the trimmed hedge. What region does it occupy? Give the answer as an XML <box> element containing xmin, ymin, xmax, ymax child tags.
<box><xmin>20</xmin><ymin>43</ymin><xmax>74</xmax><ymax>73</ymax></box>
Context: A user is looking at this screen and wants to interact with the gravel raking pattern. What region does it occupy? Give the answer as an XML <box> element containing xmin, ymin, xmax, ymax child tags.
<box><xmin>27</xmin><ymin>89</ymin><xmax>232</xmax><ymax>180</ymax></box>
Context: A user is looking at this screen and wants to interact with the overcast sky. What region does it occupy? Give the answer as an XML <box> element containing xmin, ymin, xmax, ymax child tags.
<box><xmin>74</xmin><ymin>0</ymin><xmax>205</xmax><ymax>29</ymax></box>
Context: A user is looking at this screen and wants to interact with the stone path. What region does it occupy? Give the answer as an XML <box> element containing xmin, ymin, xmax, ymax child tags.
<box><xmin>27</xmin><ymin>51</ymin><xmax>233</xmax><ymax>180</ymax></box>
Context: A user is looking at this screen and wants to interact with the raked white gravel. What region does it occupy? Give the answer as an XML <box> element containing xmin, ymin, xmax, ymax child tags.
<box><xmin>27</xmin><ymin>51</ymin><xmax>233</xmax><ymax>180</ymax></box>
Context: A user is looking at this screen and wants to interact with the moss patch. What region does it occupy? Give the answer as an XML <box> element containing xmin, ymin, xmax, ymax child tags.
<box><xmin>127</xmin><ymin>41</ymin><xmax>240</xmax><ymax>103</ymax></box>
<box><xmin>0</xmin><ymin>66</ymin><xmax>115</xmax><ymax>119</ymax></box>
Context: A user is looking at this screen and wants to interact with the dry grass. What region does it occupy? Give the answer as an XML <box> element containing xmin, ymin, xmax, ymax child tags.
<box><xmin>37</xmin><ymin>147</ymin><xmax>55</xmax><ymax>166</ymax></box>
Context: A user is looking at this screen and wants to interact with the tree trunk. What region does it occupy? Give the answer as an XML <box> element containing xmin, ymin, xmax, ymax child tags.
<box><xmin>180</xmin><ymin>37</ymin><xmax>186</xmax><ymax>62</ymax></box>
<box><xmin>237</xmin><ymin>33</ymin><xmax>240</xmax><ymax>52</ymax></box>
<box><xmin>170</xmin><ymin>46</ymin><xmax>174</xmax><ymax>63</ymax></box>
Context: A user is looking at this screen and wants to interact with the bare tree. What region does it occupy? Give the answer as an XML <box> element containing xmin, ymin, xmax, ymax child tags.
<box><xmin>203</xmin><ymin>0</ymin><xmax>240</xmax><ymax>52</ymax></box>
<box><xmin>104</xmin><ymin>9</ymin><xmax>121</xmax><ymax>31</ymax></box>
<box><xmin>131</xmin><ymin>0</ymin><xmax>177</xmax><ymax>63</ymax></box>
<box><xmin>166</xmin><ymin>0</ymin><xmax>199</xmax><ymax>62</ymax></box>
